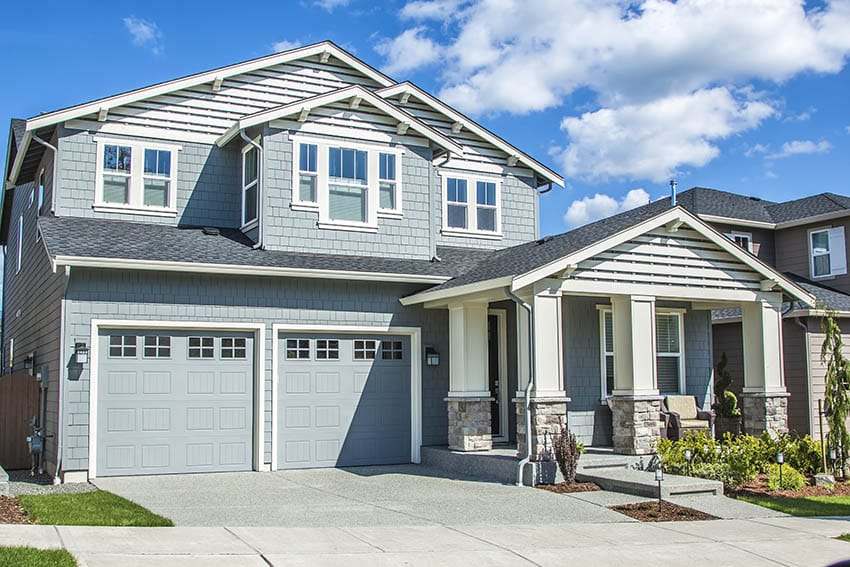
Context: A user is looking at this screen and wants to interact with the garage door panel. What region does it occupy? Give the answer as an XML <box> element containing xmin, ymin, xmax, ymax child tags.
<box><xmin>97</xmin><ymin>330</ymin><xmax>254</xmax><ymax>477</ymax></box>
<box><xmin>278</xmin><ymin>334</ymin><xmax>411</xmax><ymax>469</ymax></box>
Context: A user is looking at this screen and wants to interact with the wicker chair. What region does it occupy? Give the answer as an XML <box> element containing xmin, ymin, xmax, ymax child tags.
<box><xmin>662</xmin><ymin>395</ymin><xmax>714</xmax><ymax>441</ymax></box>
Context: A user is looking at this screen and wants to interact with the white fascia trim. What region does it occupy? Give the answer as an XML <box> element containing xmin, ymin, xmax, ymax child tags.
<box><xmin>698</xmin><ymin>214</ymin><xmax>776</xmax><ymax>229</ymax></box>
<box><xmin>88</xmin><ymin>319</ymin><xmax>266</xmax><ymax>479</ymax></box>
<box><xmin>52</xmin><ymin>255</ymin><xmax>450</xmax><ymax>284</ymax></box>
<box><xmin>377</xmin><ymin>83</ymin><xmax>564</xmax><ymax>187</ymax></box>
<box><xmin>700</xmin><ymin>210</ymin><xmax>850</xmax><ymax>231</ymax></box>
<box><xmin>7</xmin><ymin>131</ymin><xmax>32</xmax><ymax>185</ymax></box>
<box><xmin>399</xmin><ymin>276</ymin><xmax>513</xmax><ymax>306</ymax></box>
<box><xmin>785</xmin><ymin>309</ymin><xmax>850</xmax><ymax>318</ymax></box>
<box><xmin>27</xmin><ymin>42</ymin><xmax>395</xmax><ymax>132</ymax></box>
<box><xmin>271</xmin><ymin>323</ymin><xmax>422</xmax><ymax>470</ymax></box>
<box><xmin>218</xmin><ymin>86</ymin><xmax>463</xmax><ymax>155</ymax></box>
<box><xmin>777</xmin><ymin>209</ymin><xmax>850</xmax><ymax>229</ymax></box>
<box><xmin>511</xmin><ymin>206</ymin><xmax>817</xmax><ymax>306</ymax></box>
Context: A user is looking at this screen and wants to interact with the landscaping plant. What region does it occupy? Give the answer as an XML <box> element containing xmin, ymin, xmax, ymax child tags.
<box><xmin>713</xmin><ymin>352</ymin><xmax>742</xmax><ymax>437</ymax></box>
<box><xmin>821</xmin><ymin>306</ymin><xmax>850</xmax><ymax>478</ymax></box>
<box><xmin>767</xmin><ymin>463</ymin><xmax>806</xmax><ymax>491</ymax></box>
<box><xmin>552</xmin><ymin>419</ymin><xmax>581</xmax><ymax>483</ymax></box>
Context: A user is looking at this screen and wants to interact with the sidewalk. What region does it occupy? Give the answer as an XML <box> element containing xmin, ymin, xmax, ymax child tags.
<box><xmin>2</xmin><ymin>516</ymin><xmax>850</xmax><ymax>566</ymax></box>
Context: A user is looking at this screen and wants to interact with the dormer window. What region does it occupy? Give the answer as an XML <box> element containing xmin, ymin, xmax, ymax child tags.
<box><xmin>440</xmin><ymin>173</ymin><xmax>502</xmax><ymax>239</ymax></box>
<box><xmin>94</xmin><ymin>137</ymin><xmax>179</xmax><ymax>216</ymax></box>
<box><xmin>726</xmin><ymin>231</ymin><xmax>752</xmax><ymax>252</ymax></box>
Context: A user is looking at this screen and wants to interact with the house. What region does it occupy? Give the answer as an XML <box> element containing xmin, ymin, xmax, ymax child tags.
<box><xmin>0</xmin><ymin>42</ymin><xmax>814</xmax><ymax>484</ymax></box>
<box><xmin>666</xmin><ymin>188</ymin><xmax>850</xmax><ymax>440</ymax></box>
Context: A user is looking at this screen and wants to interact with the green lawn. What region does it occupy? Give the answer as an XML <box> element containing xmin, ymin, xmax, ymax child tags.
<box><xmin>738</xmin><ymin>494</ymin><xmax>850</xmax><ymax>517</ymax></box>
<box><xmin>837</xmin><ymin>534</ymin><xmax>850</xmax><ymax>543</ymax></box>
<box><xmin>0</xmin><ymin>546</ymin><xmax>76</xmax><ymax>567</ymax></box>
<box><xmin>17</xmin><ymin>491</ymin><xmax>173</xmax><ymax>527</ymax></box>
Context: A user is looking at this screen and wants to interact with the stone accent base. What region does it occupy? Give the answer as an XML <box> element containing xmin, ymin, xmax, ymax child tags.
<box><xmin>741</xmin><ymin>392</ymin><xmax>789</xmax><ymax>437</ymax></box>
<box><xmin>446</xmin><ymin>398</ymin><xmax>493</xmax><ymax>451</ymax></box>
<box><xmin>610</xmin><ymin>395</ymin><xmax>664</xmax><ymax>455</ymax></box>
<box><xmin>515</xmin><ymin>398</ymin><xmax>569</xmax><ymax>461</ymax></box>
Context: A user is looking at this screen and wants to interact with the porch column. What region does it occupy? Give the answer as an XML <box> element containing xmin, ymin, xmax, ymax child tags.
<box><xmin>515</xmin><ymin>281</ymin><xmax>569</xmax><ymax>461</ymax></box>
<box><xmin>446</xmin><ymin>301</ymin><xmax>493</xmax><ymax>451</ymax></box>
<box><xmin>740</xmin><ymin>294</ymin><xmax>789</xmax><ymax>436</ymax></box>
<box><xmin>609</xmin><ymin>294</ymin><xmax>664</xmax><ymax>455</ymax></box>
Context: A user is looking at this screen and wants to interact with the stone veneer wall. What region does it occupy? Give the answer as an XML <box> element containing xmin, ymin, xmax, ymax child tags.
<box><xmin>515</xmin><ymin>400</ymin><xmax>568</xmax><ymax>461</ymax></box>
<box><xmin>610</xmin><ymin>396</ymin><xmax>664</xmax><ymax>455</ymax></box>
<box><xmin>741</xmin><ymin>393</ymin><xmax>789</xmax><ymax>437</ymax></box>
<box><xmin>447</xmin><ymin>399</ymin><xmax>493</xmax><ymax>451</ymax></box>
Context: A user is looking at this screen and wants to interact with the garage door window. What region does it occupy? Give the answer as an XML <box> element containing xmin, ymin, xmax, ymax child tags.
<box><xmin>354</xmin><ymin>340</ymin><xmax>377</xmax><ymax>360</ymax></box>
<box><xmin>221</xmin><ymin>337</ymin><xmax>247</xmax><ymax>359</ymax></box>
<box><xmin>109</xmin><ymin>335</ymin><xmax>137</xmax><ymax>358</ymax></box>
<box><xmin>286</xmin><ymin>339</ymin><xmax>310</xmax><ymax>360</ymax></box>
<box><xmin>316</xmin><ymin>339</ymin><xmax>339</xmax><ymax>360</ymax></box>
<box><xmin>381</xmin><ymin>340</ymin><xmax>403</xmax><ymax>360</ymax></box>
<box><xmin>188</xmin><ymin>336</ymin><xmax>215</xmax><ymax>359</ymax></box>
<box><xmin>143</xmin><ymin>336</ymin><xmax>171</xmax><ymax>358</ymax></box>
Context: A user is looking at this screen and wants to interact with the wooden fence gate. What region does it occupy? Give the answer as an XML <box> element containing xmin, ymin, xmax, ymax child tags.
<box><xmin>0</xmin><ymin>372</ymin><xmax>40</xmax><ymax>470</ymax></box>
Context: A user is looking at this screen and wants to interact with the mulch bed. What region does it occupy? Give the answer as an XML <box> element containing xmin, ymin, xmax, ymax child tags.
<box><xmin>611</xmin><ymin>501</ymin><xmax>719</xmax><ymax>522</ymax></box>
<box><xmin>728</xmin><ymin>474</ymin><xmax>850</xmax><ymax>499</ymax></box>
<box><xmin>536</xmin><ymin>481</ymin><xmax>602</xmax><ymax>494</ymax></box>
<box><xmin>0</xmin><ymin>496</ymin><xmax>31</xmax><ymax>524</ymax></box>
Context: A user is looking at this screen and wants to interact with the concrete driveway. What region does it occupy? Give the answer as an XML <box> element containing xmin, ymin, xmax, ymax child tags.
<box><xmin>93</xmin><ymin>464</ymin><xmax>629</xmax><ymax>526</ymax></box>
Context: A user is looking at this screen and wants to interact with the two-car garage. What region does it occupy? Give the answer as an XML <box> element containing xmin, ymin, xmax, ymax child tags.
<box><xmin>93</xmin><ymin>326</ymin><xmax>414</xmax><ymax>478</ymax></box>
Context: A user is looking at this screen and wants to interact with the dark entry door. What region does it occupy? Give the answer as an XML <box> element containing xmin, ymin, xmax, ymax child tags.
<box><xmin>488</xmin><ymin>315</ymin><xmax>500</xmax><ymax>437</ymax></box>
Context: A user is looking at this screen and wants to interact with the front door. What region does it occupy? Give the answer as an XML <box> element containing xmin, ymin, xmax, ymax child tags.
<box><xmin>488</xmin><ymin>314</ymin><xmax>501</xmax><ymax>438</ymax></box>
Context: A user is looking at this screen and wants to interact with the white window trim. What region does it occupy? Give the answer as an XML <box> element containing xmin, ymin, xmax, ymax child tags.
<box><xmin>438</xmin><ymin>170</ymin><xmax>503</xmax><ymax>240</ymax></box>
<box><xmin>808</xmin><ymin>225</ymin><xmax>847</xmax><ymax>280</ymax></box>
<box><xmin>290</xmin><ymin>134</ymin><xmax>404</xmax><ymax>231</ymax></box>
<box><xmin>241</xmin><ymin>142</ymin><xmax>260</xmax><ymax>229</ymax></box>
<box><xmin>16</xmin><ymin>215</ymin><xmax>23</xmax><ymax>274</ymax></box>
<box><xmin>93</xmin><ymin>136</ymin><xmax>180</xmax><ymax>216</ymax></box>
<box><xmin>726</xmin><ymin>231</ymin><xmax>753</xmax><ymax>252</ymax></box>
<box><xmin>597</xmin><ymin>306</ymin><xmax>686</xmax><ymax>398</ymax></box>
<box><xmin>377</xmin><ymin>151</ymin><xmax>403</xmax><ymax>218</ymax></box>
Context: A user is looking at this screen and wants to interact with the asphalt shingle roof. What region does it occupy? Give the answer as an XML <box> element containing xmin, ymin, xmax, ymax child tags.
<box><xmin>713</xmin><ymin>274</ymin><xmax>850</xmax><ymax>321</ymax></box>
<box><xmin>675</xmin><ymin>187</ymin><xmax>850</xmax><ymax>225</ymax></box>
<box><xmin>39</xmin><ymin>216</ymin><xmax>491</xmax><ymax>279</ymax></box>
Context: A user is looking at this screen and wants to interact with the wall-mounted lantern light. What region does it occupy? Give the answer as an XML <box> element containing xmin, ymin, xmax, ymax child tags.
<box><xmin>425</xmin><ymin>347</ymin><xmax>440</xmax><ymax>367</ymax></box>
<box><xmin>74</xmin><ymin>342</ymin><xmax>89</xmax><ymax>365</ymax></box>
<box><xmin>24</xmin><ymin>353</ymin><xmax>35</xmax><ymax>375</ymax></box>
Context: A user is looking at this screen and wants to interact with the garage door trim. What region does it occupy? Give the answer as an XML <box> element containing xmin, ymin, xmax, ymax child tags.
<box><xmin>88</xmin><ymin>319</ymin><xmax>266</xmax><ymax>480</ymax></box>
<box><xmin>271</xmin><ymin>324</ymin><xmax>422</xmax><ymax>470</ymax></box>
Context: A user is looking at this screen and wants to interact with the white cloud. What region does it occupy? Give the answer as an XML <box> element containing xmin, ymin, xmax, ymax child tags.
<box><xmin>745</xmin><ymin>143</ymin><xmax>769</xmax><ymax>157</ymax></box>
<box><xmin>400</xmin><ymin>0</ymin><xmax>468</xmax><ymax>21</ymax></box>
<box><xmin>766</xmin><ymin>139</ymin><xmax>832</xmax><ymax>159</ymax></box>
<box><xmin>271</xmin><ymin>40</ymin><xmax>301</xmax><ymax>53</ymax></box>
<box><xmin>314</xmin><ymin>0</ymin><xmax>350</xmax><ymax>11</ymax></box>
<box><xmin>375</xmin><ymin>27</ymin><xmax>441</xmax><ymax>75</ymax></box>
<box><xmin>558</xmin><ymin>88</ymin><xmax>775</xmax><ymax>182</ymax></box>
<box><xmin>123</xmin><ymin>16</ymin><xmax>163</xmax><ymax>55</ymax></box>
<box><xmin>564</xmin><ymin>188</ymin><xmax>651</xmax><ymax>228</ymax></box>
<box><xmin>783</xmin><ymin>107</ymin><xmax>816</xmax><ymax>122</ymax></box>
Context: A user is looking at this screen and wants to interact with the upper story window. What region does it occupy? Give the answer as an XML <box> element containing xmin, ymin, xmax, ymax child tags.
<box><xmin>242</xmin><ymin>145</ymin><xmax>259</xmax><ymax>227</ymax></box>
<box><xmin>16</xmin><ymin>215</ymin><xmax>22</xmax><ymax>274</ymax></box>
<box><xmin>726</xmin><ymin>231</ymin><xmax>752</xmax><ymax>252</ymax></box>
<box><xmin>810</xmin><ymin>226</ymin><xmax>847</xmax><ymax>279</ymax></box>
<box><xmin>441</xmin><ymin>173</ymin><xmax>502</xmax><ymax>239</ymax></box>
<box><xmin>36</xmin><ymin>169</ymin><xmax>45</xmax><ymax>214</ymax></box>
<box><xmin>94</xmin><ymin>137</ymin><xmax>179</xmax><ymax>216</ymax></box>
<box><xmin>290</xmin><ymin>136</ymin><xmax>404</xmax><ymax>231</ymax></box>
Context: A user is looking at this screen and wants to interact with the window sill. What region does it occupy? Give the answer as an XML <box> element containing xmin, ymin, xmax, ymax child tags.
<box><xmin>377</xmin><ymin>210</ymin><xmax>403</xmax><ymax>219</ymax></box>
<box><xmin>241</xmin><ymin>219</ymin><xmax>259</xmax><ymax>231</ymax></box>
<box><xmin>317</xmin><ymin>221</ymin><xmax>379</xmax><ymax>234</ymax></box>
<box><xmin>290</xmin><ymin>202</ymin><xmax>319</xmax><ymax>213</ymax></box>
<box><xmin>92</xmin><ymin>204</ymin><xmax>178</xmax><ymax>218</ymax></box>
<box><xmin>441</xmin><ymin>228</ymin><xmax>503</xmax><ymax>241</ymax></box>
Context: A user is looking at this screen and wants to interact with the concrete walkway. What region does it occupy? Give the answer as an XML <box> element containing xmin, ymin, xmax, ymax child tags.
<box><xmin>2</xmin><ymin>517</ymin><xmax>850</xmax><ymax>565</ymax></box>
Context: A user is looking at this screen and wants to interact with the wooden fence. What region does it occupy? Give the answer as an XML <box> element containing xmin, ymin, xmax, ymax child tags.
<box><xmin>0</xmin><ymin>372</ymin><xmax>40</xmax><ymax>470</ymax></box>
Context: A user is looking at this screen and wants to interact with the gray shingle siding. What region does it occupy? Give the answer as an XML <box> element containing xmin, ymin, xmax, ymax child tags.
<box><xmin>61</xmin><ymin>268</ymin><xmax>450</xmax><ymax>472</ymax></box>
<box><xmin>684</xmin><ymin>309</ymin><xmax>713</xmax><ymax>410</ymax></box>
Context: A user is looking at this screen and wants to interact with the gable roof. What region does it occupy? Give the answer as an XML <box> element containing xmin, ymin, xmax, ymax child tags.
<box><xmin>216</xmin><ymin>85</ymin><xmax>464</xmax><ymax>155</ymax></box>
<box><xmin>400</xmin><ymin>203</ymin><xmax>815</xmax><ymax>306</ymax></box>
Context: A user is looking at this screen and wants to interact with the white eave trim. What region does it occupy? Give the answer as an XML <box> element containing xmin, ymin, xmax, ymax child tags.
<box><xmin>785</xmin><ymin>309</ymin><xmax>850</xmax><ymax>318</ymax></box>
<box><xmin>399</xmin><ymin>276</ymin><xmax>513</xmax><ymax>306</ymax></box>
<box><xmin>51</xmin><ymin>255</ymin><xmax>451</xmax><ymax>284</ymax></box>
<box><xmin>698</xmin><ymin>214</ymin><xmax>776</xmax><ymax>229</ymax></box>
<box><xmin>7</xmin><ymin>131</ymin><xmax>32</xmax><ymax>185</ymax></box>
<box><xmin>377</xmin><ymin>83</ymin><xmax>564</xmax><ymax>187</ymax></box>
<box><xmin>699</xmin><ymin>209</ymin><xmax>850</xmax><ymax>230</ymax></box>
<box><xmin>511</xmin><ymin>206</ymin><xmax>816</xmax><ymax>306</ymax></box>
<box><xmin>216</xmin><ymin>85</ymin><xmax>463</xmax><ymax>155</ymax></box>
<box><xmin>25</xmin><ymin>41</ymin><xmax>395</xmax><ymax>133</ymax></box>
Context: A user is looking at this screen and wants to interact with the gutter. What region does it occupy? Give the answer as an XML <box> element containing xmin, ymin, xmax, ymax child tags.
<box><xmin>239</xmin><ymin>130</ymin><xmax>264</xmax><ymax>250</ymax></box>
<box><xmin>31</xmin><ymin>134</ymin><xmax>58</xmax><ymax>214</ymax></box>
<box><xmin>506</xmin><ymin>287</ymin><xmax>535</xmax><ymax>487</ymax></box>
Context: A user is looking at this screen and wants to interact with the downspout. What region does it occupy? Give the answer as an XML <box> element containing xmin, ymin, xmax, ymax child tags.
<box><xmin>31</xmin><ymin>134</ymin><xmax>58</xmax><ymax>215</ymax></box>
<box><xmin>54</xmin><ymin>265</ymin><xmax>71</xmax><ymax>484</ymax></box>
<box><xmin>239</xmin><ymin>130</ymin><xmax>264</xmax><ymax>250</ymax></box>
<box><xmin>429</xmin><ymin>148</ymin><xmax>438</xmax><ymax>262</ymax></box>
<box><xmin>506</xmin><ymin>287</ymin><xmax>534</xmax><ymax>487</ymax></box>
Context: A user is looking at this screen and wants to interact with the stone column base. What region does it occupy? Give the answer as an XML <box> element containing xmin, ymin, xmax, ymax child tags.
<box><xmin>610</xmin><ymin>395</ymin><xmax>664</xmax><ymax>455</ymax></box>
<box><xmin>446</xmin><ymin>397</ymin><xmax>493</xmax><ymax>451</ymax></box>
<box><xmin>741</xmin><ymin>392</ymin><xmax>789</xmax><ymax>437</ymax></box>
<box><xmin>514</xmin><ymin>397</ymin><xmax>570</xmax><ymax>461</ymax></box>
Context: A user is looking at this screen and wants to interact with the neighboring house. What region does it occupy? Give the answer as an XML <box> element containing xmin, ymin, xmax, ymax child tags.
<box><xmin>0</xmin><ymin>42</ymin><xmax>813</xmax><ymax>483</ymax></box>
<box><xmin>668</xmin><ymin>188</ymin><xmax>850</xmax><ymax>440</ymax></box>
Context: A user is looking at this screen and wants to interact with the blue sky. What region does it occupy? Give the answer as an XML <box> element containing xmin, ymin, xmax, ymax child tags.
<box><xmin>1</xmin><ymin>0</ymin><xmax>848</xmax><ymax>237</ymax></box>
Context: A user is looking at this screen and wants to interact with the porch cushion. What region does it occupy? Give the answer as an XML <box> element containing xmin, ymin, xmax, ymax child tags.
<box><xmin>679</xmin><ymin>419</ymin><xmax>710</xmax><ymax>429</ymax></box>
<box><xmin>665</xmin><ymin>395</ymin><xmax>698</xmax><ymax>420</ymax></box>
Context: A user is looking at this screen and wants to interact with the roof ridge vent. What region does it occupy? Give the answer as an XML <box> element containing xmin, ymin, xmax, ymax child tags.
<box><xmin>536</xmin><ymin>235</ymin><xmax>554</xmax><ymax>245</ymax></box>
<box><xmin>201</xmin><ymin>227</ymin><xmax>220</xmax><ymax>236</ymax></box>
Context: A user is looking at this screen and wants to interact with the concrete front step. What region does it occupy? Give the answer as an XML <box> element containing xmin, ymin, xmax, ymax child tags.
<box><xmin>576</xmin><ymin>467</ymin><xmax>723</xmax><ymax>498</ymax></box>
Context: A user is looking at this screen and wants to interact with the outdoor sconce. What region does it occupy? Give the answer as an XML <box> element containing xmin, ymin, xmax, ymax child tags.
<box><xmin>654</xmin><ymin>466</ymin><xmax>664</xmax><ymax>512</ymax></box>
<box><xmin>684</xmin><ymin>448</ymin><xmax>692</xmax><ymax>476</ymax></box>
<box><xmin>425</xmin><ymin>347</ymin><xmax>440</xmax><ymax>367</ymax></box>
<box><xmin>776</xmin><ymin>451</ymin><xmax>784</xmax><ymax>487</ymax></box>
<box><xmin>23</xmin><ymin>353</ymin><xmax>34</xmax><ymax>375</ymax></box>
<box><xmin>74</xmin><ymin>342</ymin><xmax>89</xmax><ymax>365</ymax></box>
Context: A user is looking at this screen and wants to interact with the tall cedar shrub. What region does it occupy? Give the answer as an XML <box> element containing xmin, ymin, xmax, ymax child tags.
<box><xmin>821</xmin><ymin>306</ymin><xmax>850</xmax><ymax>476</ymax></box>
<box><xmin>713</xmin><ymin>352</ymin><xmax>741</xmax><ymax>417</ymax></box>
<box><xmin>553</xmin><ymin>420</ymin><xmax>580</xmax><ymax>483</ymax></box>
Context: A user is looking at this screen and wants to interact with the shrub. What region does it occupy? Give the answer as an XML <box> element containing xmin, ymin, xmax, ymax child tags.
<box><xmin>655</xmin><ymin>431</ymin><xmax>716</xmax><ymax>475</ymax></box>
<box><xmin>713</xmin><ymin>352</ymin><xmax>742</xmax><ymax>418</ymax></box>
<box><xmin>767</xmin><ymin>463</ymin><xmax>807</xmax><ymax>491</ymax></box>
<box><xmin>692</xmin><ymin>462</ymin><xmax>736</xmax><ymax>487</ymax></box>
<box><xmin>785</xmin><ymin>435</ymin><xmax>823</xmax><ymax>476</ymax></box>
<box><xmin>552</xmin><ymin>420</ymin><xmax>580</xmax><ymax>483</ymax></box>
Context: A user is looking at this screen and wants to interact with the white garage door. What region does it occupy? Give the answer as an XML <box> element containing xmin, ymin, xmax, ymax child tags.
<box><xmin>96</xmin><ymin>330</ymin><xmax>254</xmax><ymax>477</ymax></box>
